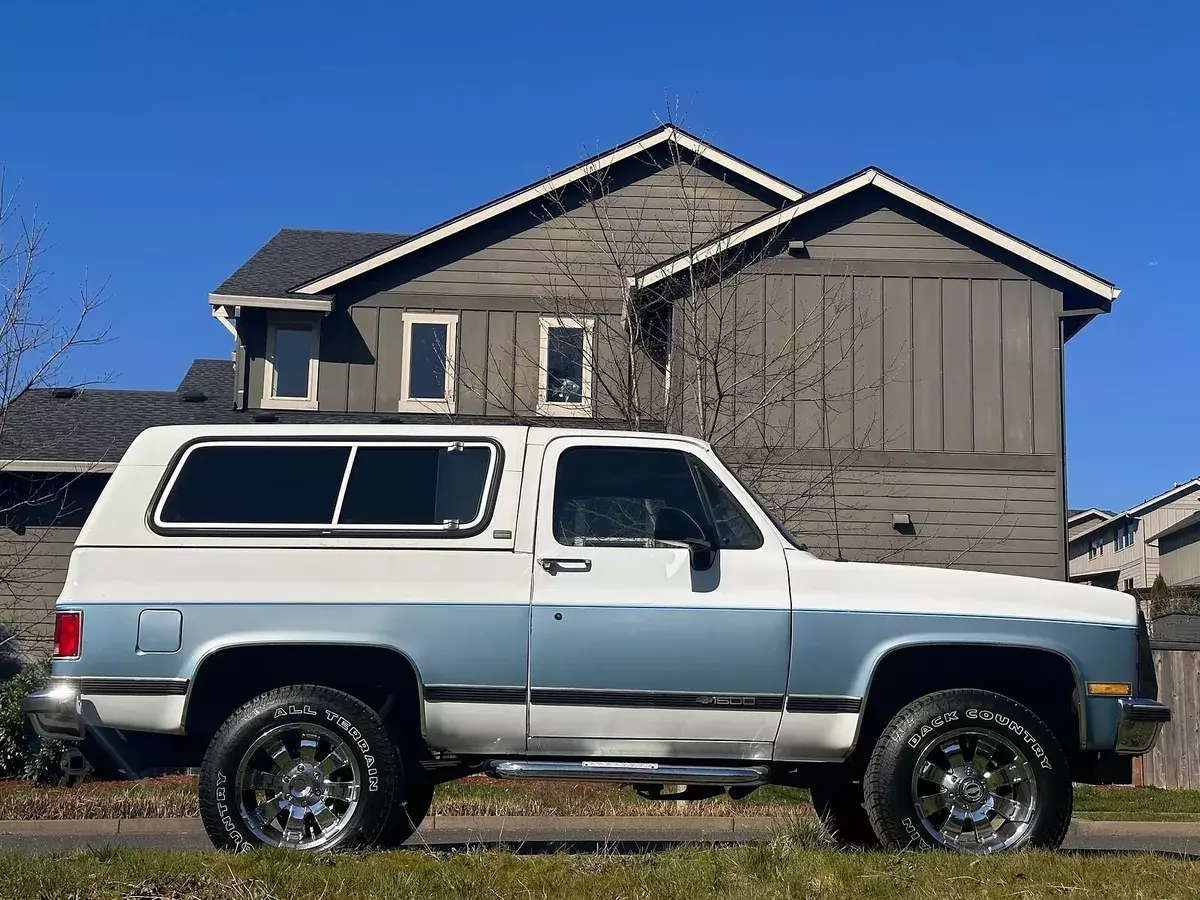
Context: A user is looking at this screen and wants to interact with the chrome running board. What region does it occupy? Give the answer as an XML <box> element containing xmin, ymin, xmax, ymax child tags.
<box><xmin>484</xmin><ymin>759</ymin><xmax>769</xmax><ymax>786</ymax></box>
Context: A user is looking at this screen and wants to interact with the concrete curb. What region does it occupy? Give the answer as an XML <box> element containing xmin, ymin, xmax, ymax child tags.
<box><xmin>0</xmin><ymin>816</ymin><xmax>1198</xmax><ymax>840</ymax></box>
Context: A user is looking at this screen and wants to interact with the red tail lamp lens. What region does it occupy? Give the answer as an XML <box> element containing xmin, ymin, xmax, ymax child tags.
<box><xmin>53</xmin><ymin>611</ymin><xmax>82</xmax><ymax>659</ymax></box>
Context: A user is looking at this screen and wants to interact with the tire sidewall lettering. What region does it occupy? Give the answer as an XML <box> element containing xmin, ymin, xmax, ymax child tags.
<box><xmin>903</xmin><ymin>707</ymin><xmax>1052</xmax><ymax>770</ymax></box>
<box><xmin>324</xmin><ymin>709</ymin><xmax>380</xmax><ymax>792</ymax></box>
<box><xmin>213</xmin><ymin>770</ymin><xmax>248</xmax><ymax>852</ymax></box>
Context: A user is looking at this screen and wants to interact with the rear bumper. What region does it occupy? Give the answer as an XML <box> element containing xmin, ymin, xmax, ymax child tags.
<box><xmin>1115</xmin><ymin>697</ymin><xmax>1171</xmax><ymax>754</ymax></box>
<box><xmin>23</xmin><ymin>677</ymin><xmax>190</xmax><ymax>741</ymax></box>
<box><xmin>21</xmin><ymin>685</ymin><xmax>85</xmax><ymax>742</ymax></box>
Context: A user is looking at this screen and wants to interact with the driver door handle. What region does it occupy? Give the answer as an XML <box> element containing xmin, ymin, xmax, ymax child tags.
<box><xmin>538</xmin><ymin>558</ymin><xmax>592</xmax><ymax>574</ymax></box>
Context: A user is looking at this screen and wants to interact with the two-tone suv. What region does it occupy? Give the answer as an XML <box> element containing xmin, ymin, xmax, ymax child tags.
<box><xmin>25</xmin><ymin>425</ymin><xmax>1168</xmax><ymax>853</ymax></box>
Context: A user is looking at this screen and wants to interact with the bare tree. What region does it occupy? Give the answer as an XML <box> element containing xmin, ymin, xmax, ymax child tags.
<box><xmin>0</xmin><ymin>169</ymin><xmax>108</xmax><ymax>654</ymax></box>
<box><xmin>423</xmin><ymin>114</ymin><xmax>1015</xmax><ymax>569</ymax></box>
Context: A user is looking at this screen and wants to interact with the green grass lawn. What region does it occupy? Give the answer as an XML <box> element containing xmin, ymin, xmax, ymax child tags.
<box><xmin>0</xmin><ymin>843</ymin><xmax>1196</xmax><ymax>900</ymax></box>
<box><xmin>1</xmin><ymin>776</ymin><xmax>1198</xmax><ymax>822</ymax></box>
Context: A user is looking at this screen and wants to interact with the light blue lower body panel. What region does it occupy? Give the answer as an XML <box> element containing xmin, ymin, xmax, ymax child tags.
<box><xmin>787</xmin><ymin>609</ymin><xmax>1138</xmax><ymax>750</ymax></box>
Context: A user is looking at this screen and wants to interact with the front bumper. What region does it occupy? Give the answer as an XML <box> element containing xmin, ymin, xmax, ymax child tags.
<box><xmin>21</xmin><ymin>685</ymin><xmax>85</xmax><ymax>742</ymax></box>
<box><xmin>1115</xmin><ymin>697</ymin><xmax>1171</xmax><ymax>754</ymax></box>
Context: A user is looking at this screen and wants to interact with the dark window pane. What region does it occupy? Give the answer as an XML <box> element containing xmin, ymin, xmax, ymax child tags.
<box><xmin>546</xmin><ymin>326</ymin><xmax>584</xmax><ymax>403</ymax></box>
<box><xmin>271</xmin><ymin>327</ymin><xmax>312</xmax><ymax>398</ymax></box>
<box><xmin>695</xmin><ymin>464</ymin><xmax>762</xmax><ymax>549</ymax></box>
<box><xmin>552</xmin><ymin>447</ymin><xmax>710</xmax><ymax>547</ymax></box>
<box><xmin>409</xmin><ymin>323</ymin><xmax>448</xmax><ymax>399</ymax></box>
<box><xmin>338</xmin><ymin>446</ymin><xmax>491</xmax><ymax>526</ymax></box>
<box><xmin>160</xmin><ymin>445</ymin><xmax>350</xmax><ymax>524</ymax></box>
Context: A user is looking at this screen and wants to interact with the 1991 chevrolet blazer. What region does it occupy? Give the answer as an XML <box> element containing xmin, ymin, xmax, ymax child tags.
<box><xmin>24</xmin><ymin>425</ymin><xmax>1169</xmax><ymax>854</ymax></box>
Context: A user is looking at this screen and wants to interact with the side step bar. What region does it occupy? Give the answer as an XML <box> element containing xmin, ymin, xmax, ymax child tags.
<box><xmin>485</xmin><ymin>759</ymin><xmax>769</xmax><ymax>786</ymax></box>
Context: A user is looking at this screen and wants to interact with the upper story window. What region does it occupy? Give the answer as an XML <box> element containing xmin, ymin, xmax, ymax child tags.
<box><xmin>1116</xmin><ymin>520</ymin><xmax>1139</xmax><ymax>551</ymax></box>
<box><xmin>400</xmin><ymin>313</ymin><xmax>458</xmax><ymax>413</ymax></box>
<box><xmin>154</xmin><ymin>439</ymin><xmax>497</xmax><ymax>534</ymax></box>
<box><xmin>263</xmin><ymin>321</ymin><xmax>319</xmax><ymax>409</ymax></box>
<box><xmin>1089</xmin><ymin>535</ymin><xmax>1103</xmax><ymax>559</ymax></box>
<box><xmin>539</xmin><ymin>317</ymin><xmax>593</xmax><ymax>417</ymax></box>
<box><xmin>551</xmin><ymin>445</ymin><xmax>761</xmax><ymax>550</ymax></box>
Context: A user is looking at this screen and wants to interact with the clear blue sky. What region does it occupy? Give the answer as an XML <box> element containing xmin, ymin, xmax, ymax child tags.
<box><xmin>3</xmin><ymin>1</ymin><xmax>1196</xmax><ymax>511</ymax></box>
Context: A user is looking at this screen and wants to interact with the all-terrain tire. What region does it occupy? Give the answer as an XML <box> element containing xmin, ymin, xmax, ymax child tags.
<box><xmin>863</xmin><ymin>689</ymin><xmax>1072</xmax><ymax>854</ymax></box>
<box><xmin>810</xmin><ymin>777</ymin><xmax>881</xmax><ymax>849</ymax></box>
<box><xmin>198</xmin><ymin>685</ymin><xmax>399</xmax><ymax>851</ymax></box>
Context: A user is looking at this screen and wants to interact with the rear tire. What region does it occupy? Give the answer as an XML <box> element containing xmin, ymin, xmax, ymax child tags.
<box><xmin>863</xmin><ymin>688</ymin><xmax>1072</xmax><ymax>854</ymax></box>
<box><xmin>810</xmin><ymin>777</ymin><xmax>880</xmax><ymax>849</ymax></box>
<box><xmin>198</xmin><ymin>685</ymin><xmax>399</xmax><ymax>851</ymax></box>
<box><xmin>376</xmin><ymin>777</ymin><xmax>435</xmax><ymax>847</ymax></box>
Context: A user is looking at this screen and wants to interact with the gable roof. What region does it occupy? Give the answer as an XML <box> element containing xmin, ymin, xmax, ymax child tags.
<box><xmin>1068</xmin><ymin>507</ymin><xmax>1114</xmax><ymax>524</ymax></box>
<box><xmin>289</xmin><ymin>125</ymin><xmax>804</xmax><ymax>296</ymax></box>
<box><xmin>212</xmin><ymin>228</ymin><xmax>408</xmax><ymax>300</ymax></box>
<box><xmin>1068</xmin><ymin>478</ymin><xmax>1200</xmax><ymax>544</ymax></box>
<box><xmin>632</xmin><ymin>167</ymin><xmax>1120</xmax><ymax>303</ymax></box>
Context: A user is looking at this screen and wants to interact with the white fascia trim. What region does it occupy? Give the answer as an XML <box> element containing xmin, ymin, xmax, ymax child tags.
<box><xmin>0</xmin><ymin>459</ymin><xmax>118</xmax><ymax>473</ymax></box>
<box><xmin>294</xmin><ymin>127</ymin><xmax>802</xmax><ymax>296</ymax></box>
<box><xmin>211</xmin><ymin>305</ymin><xmax>239</xmax><ymax>338</ymax></box>
<box><xmin>632</xmin><ymin>170</ymin><xmax>875</xmax><ymax>290</ymax></box>
<box><xmin>1067</xmin><ymin>507</ymin><xmax>1109</xmax><ymax>524</ymax></box>
<box><xmin>1071</xmin><ymin>478</ymin><xmax>1200</xmax><ymax>544</ymax></box>
<box><xmin>632</xmin><ymin>170</ymin><xmax>1120</xmax><ymax>302</ymax></box>
<box><xmin>208</xmin><ymin>293</ymin><xmax>332</xmax><ymax>314</ymax></box>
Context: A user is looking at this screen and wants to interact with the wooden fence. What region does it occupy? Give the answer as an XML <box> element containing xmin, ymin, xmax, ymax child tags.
<box><xmin>1137</xmin><ymin>648</ymin><xmax>1200</xmax><ymax>789</ymax></box>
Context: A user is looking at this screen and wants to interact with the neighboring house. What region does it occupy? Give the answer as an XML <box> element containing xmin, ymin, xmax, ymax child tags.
<box><xmin>1149</xmin><ymin>511</ymin><xmax>1200</xmax><ymax>588</ymax></box>
<box><xmin>1068</xmin><ymin>507</ymin><xmax>1114</xmax><ymax>540</ymax></box>
<box><xmin>1068</xmin><ymin>479</ymin><xmax>1200</xmax><ymax>589</ymax></box>
<box><xmin>1</xmin><ymin>123</ymin><xmax>1122</xmax><ymax>649</ymax></box>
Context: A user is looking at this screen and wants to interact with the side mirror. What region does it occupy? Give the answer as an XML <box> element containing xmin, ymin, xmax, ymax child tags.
<box><xmin>654</xmin><ymin>506</ymin><xmax>715</xmax><ymax>571</ymax></box>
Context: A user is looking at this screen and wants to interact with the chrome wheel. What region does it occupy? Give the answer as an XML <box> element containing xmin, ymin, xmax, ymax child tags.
<box><xmin>235</xmin><ymin>722</ymin><xmax>362</xmax><ymax>849</ymax></box>
<box><xmin>910</xmin><ymin>727</ymin><xmax>1037</xmax><ymax>853</ymax></box>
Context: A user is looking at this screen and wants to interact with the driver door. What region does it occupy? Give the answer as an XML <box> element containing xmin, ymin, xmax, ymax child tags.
<box><xmin>527</xmin><ymin>434</ymin><xmax>791</xmax><ymax>757</ymax></box>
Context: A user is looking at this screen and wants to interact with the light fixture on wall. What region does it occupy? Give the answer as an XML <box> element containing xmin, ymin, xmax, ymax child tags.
<box><xmin>892</xmin><ymin>512</ymin><xmax>915</xmax><ymax>535</ymax></box>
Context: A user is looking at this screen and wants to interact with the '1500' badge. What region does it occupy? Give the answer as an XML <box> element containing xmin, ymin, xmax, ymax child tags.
<box><xmin>696</xmin><ymin>696</ymin><xmax>756</xmax><ymax>706</ymax></box>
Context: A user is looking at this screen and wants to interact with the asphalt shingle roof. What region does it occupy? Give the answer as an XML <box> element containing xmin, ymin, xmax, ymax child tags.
<box><xmin>212</xmin><ymin>229</ymin><xmax>408</xmax><ymax>299</ymax></box>
<box><xmin>0</xmin><ymin>358</ymin><xmax>618</xmax><ymax>465</ymax></box>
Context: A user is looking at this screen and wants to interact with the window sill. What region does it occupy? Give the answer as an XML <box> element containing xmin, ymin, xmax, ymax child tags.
<box><xmin>261</xmin><ymin>397</ymin><xmax>319</xmax><ymax>410</ymax></box>
<box><xmin>398</xmin><ymin>398</ymin><xmax>457</xmax><ymax>414</ymax></box>
<box><xmin>537</xmin><ymin>402</ymin><xmax>593</xmax><ymax>418</ymax></box>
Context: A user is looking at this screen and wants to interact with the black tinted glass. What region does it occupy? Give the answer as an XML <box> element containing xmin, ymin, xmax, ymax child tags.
<box><xmin>409</xmin><ymin>323</ymin><xmax>448</xmax><ymax>399</ymax></box>
<box><xmin>553</xmin><ymin>446</ymin><xmax>710</xmax><ymax>547</ymax></box>
<box><xmin>338</xmin><ymin>446</ymin><xmax>491</xmax><ymax>526</ymax></box>
<box><xmin>546</xmin><ymin>326</ymin><xmax>584</xmax><ymax>403</ymax></box>
<box><xmin>694</xmin><ymin>464</ymin><xmax>762</xmax><ymax>549</ymax></box>
<box><xmin>160</xmin><ymin>445</ymin><xmax>350</xmax><ymax>524</ymax></box>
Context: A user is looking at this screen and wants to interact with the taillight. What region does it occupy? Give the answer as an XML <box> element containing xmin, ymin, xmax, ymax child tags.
<box><xmin>53</xmin><ymin>611</ymin><xmax>82</xmax><ymax>659</ymax></box>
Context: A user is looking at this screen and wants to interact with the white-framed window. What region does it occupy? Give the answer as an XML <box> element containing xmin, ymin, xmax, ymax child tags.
<box><xmin>400</xmin><ymin>312</ymin><xmax>458</xmax><ymax>413</ymax></box>
<box><xmin>263</xmin><ymin>320</ymin><xmax>320</xmax><ymax>409</ymax></box>
<box><xmin>538</xmin><ymin>316</ymin><xmax>594</xmax><ymax>417</ymax></box>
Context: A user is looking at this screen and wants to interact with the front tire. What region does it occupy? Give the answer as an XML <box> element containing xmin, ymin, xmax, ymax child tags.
<box><xmin>863</xmin><ymin>689</ymin><xmax>1072</xmax><ymax>854</ymax></box>
<box><xmin>810</xmin><ymin>777</ymin><xmax>880</xmax><ymax>848</ymax></box>
<box><xmin>199</xmin><ymin>685</ymin><xmax>399</xmax><ymax>851</ymax></box>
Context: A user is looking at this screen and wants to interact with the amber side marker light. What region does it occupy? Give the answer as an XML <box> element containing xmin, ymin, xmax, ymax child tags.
<box><xmin>1087</xmin><ymin>682</ymin><xmax>1132</xmax><ymax>697</ymax></box>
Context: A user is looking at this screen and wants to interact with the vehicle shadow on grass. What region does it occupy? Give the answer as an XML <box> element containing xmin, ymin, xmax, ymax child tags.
<box><xmin>401</xmin><ymin>840</ymin><xmax>1200</xmax><ymax>860</ymax></box>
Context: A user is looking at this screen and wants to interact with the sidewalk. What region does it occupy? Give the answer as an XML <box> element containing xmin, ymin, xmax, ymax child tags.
<box><xmin>2</xmin><ymin>815</ymin><xmax>1199</xmax><ymax>843</ymax></box>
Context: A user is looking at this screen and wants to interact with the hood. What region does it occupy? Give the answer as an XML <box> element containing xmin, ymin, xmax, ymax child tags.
<box><xmin>785</xmin><ymin>551</ymin><xmax>1136</xmax><ymax>627</ymax></box>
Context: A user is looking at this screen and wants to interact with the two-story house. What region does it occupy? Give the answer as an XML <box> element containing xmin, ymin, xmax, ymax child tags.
<box><xmin>2</xmin><ymin>123</ymin><xmax>1120</xmax><ymax>653</ymax></box>
<box><xmin>1068</xmin><ymin>479</ymin><xmax>1200</xmax><ymax>589</ymax></box>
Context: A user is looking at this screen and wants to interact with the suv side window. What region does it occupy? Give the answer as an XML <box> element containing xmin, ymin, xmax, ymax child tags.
<box><xmin>552</xmin><ymin>446</ymin><xmax>761</xmax><ymax>550</ymax></box>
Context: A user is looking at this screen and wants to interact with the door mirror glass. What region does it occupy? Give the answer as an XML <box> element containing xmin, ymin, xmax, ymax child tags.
<box><xmin>654</xmin><ymin>506</ymin><xmax>715</xmax><ymax>571</ymax></box>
